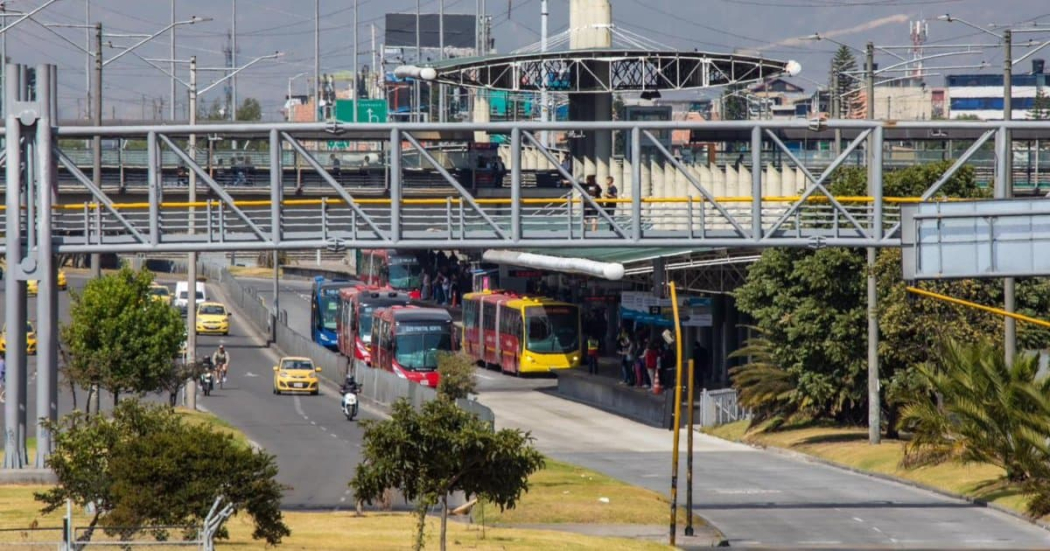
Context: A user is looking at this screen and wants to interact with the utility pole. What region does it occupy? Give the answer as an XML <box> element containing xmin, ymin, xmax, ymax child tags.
<box><xmin>865</xmin><ymin>41</ymin><xmax>880</xmax><ymax>445</ymax></box>
<box><xmin>170</xmin><ymin>0</ymin><xmax>175</xmax><ymax>119</ymax></box>
<box><xmin>314</xmin><ymin>0</ymin><xmax>320</xmax><ymax>121</ymax></box>
<box><xmin>415</xmin><ymin>0</ymin><xmax>421</xmax><ymax>122</ymax></box>
<box><xmin>437</xmin><ymin>0</ymin><xmax>443</xmax><ymax>123</ymax></box>
<box><xmin>1003</xmin><ymin>28</ymin><xmax>1016</xmax><ymax>366</ymax></box>
<box><xmin>231</xmin><ymin>0</ymin><xmax>237</xmax><ymax>121</ymax></box>
<box><xmin>1</xmin><ymin>2</ymin><xmax>6</xmax><ymax>118</ymax></box>
<box><xmin>85</xmin><ymin>0</ymin><xmax>90</xmax><ymax>117</ymax></box>
<box><xmin>831</xmin><ymin>73</ymin><xmax>841</xmax><ymax>155</ymax></box>
<box><xmin>354</xmin><ymin>0</ymin><xmax>359</xmax><ymax>122</ymax></box>
<box><xmin>91</xmin><ymin>21</ymin><xmax>102</xmax><ymax>279</ymax></box>
<box><xmin>540</xmin><ymin>0</ymin><xmax>549</xmax><ymax>145</ymax></box>
<box><xmin>185</xmin><ymin>54</ymin><xmax>198</xmax><ymax>410</ymax></box>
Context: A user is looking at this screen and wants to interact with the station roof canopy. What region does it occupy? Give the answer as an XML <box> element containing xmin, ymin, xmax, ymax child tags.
<box><xmin>423</xmin><ymin>49</ymin><xmax>795</xmax><ymax>94</ymax></box>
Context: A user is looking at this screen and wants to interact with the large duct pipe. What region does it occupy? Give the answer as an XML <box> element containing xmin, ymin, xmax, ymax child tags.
<box><xmin>483</xmin><ymin>250</ymin><xmax>625</xmax><ymax>281</ymax></box>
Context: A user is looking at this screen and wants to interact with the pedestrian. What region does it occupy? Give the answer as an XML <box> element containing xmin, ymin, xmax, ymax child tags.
<box><xmin>586</xmin><ymin>334</ymin><xmax>600</xmax><ymax>375</ymax></box>
<box><xmin>0</xmin><ymin>352</ymin><xmax>6</xmax><ymax>403</ymax></box>
<box><xmin>421</xmin><ymin>271</ymin><xmax>432</xmax><ymax>301</ymax></box>
<box><xmin>584</xmin><ymin>175</ymin><xmax>601</xmax><ymax>231</ymax></box>
<box><xmin>493</xmin><ymin>156</ymin><xmax>507</xmax><ymax>187</ymax></box>
<box><xmin>604</xmin><ymin>176</ymin><xmax>618</xmax><ymax>229</ymax></box>
<box><xmin>644</xmin><ymin>341</ymin><xmax>659</xmax><ymax>390</ymax></box>
<box><xmin>330</xmin><ymin>154</ymin><xmax>342</xmax><ymax>181</ymax></box>
<box><xmin>635</xmin><ymin>339</ymin><xmax>648</xmax><ymax>388</ymax></box>
<box><xmin>450</xmin><ymin>274</ymin><xmax>460</xmax><ymax>307</ymax></box>
<box><xmin>441</xmin><ymin>274</ymin><xmax>451</xmax><ymax>306</ymax></box>
<box><xmin>618</xmin><ymin>330</ymin><xmax>634</xmax><ymax>385</ymax></box>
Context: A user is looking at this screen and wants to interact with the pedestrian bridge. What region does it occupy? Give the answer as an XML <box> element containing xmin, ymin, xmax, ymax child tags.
<box><xmin>9</xmin><ymin>116</ymin><xmax>1046</xmax><ymax>254</ymax></box>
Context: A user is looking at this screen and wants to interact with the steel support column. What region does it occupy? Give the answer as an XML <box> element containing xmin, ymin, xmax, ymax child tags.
<box><xmin>4</xmin><ymin>63</ymin><xmax>29</xmax><ymax>469</ymax></box>
<box><xmin>34</xmin><ymin>64</ymin><xmax>58</xmax><ymax>467</ymax></box>
<box><xmin>510</xmin><ymin>127</ymin><xmax>522</xmax><ymax>242</ymax></box>
<box><xmin>270</xmin><ymin>128</ymin><xmax>282</xmax><ymax>343</ymax></box>
<box><xmin>751</xmin><ymin>126</ymin><xmax>762</xmax><ymax>239</ymax></box>
<box><xmin>147</xmin><ymin>132</ymin><xmax>160</xmax><ymax>245</ymax></box>
<box><xmin>390</xmin><ymin>128</ymin><xmax>402</xmax><ymax>243</ymax></box>
<box><xmin>631</xmin><ymin>127</ymin><xmax>642</xmax><ymax>242</ymax></box>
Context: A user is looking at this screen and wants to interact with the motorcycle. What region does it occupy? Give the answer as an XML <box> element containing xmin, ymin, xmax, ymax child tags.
<box><xmin>341</xmin><ymin>385</ymin><xmax>362</xmax><ymax>421</ymax></box>
<box><xmin>200</xmin><ymin>370</ymin><xmax>215</xmax><ymax>396</ymax></box>
<box><xmin>200</xmin><ymin>357</ymin><xmax>215</xmax><ymax>396</ymax></box>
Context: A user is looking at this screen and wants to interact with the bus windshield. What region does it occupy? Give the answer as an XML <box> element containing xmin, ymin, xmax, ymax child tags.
<box><xmin>357</xmin><ymin>305</ymin><xmax>375</xmax><ymax>342</ymax></box>
<box><xmin>395</xmin><ymin>324</ymin><xmax>451</xmax><ymax>371</ymax></box>
<box><xmin>318</xmin><ymin>296</ymin><xmax>340</xmax><ymax>330</ymax></box>
<box><xmin>525</xmin><ymin>306</ymin><xmax>579</xmax><ymax>354</ymax></box>
<box><xmin>387</xmin><ymin>258</ymin><xmax>422</xmax><ymax>290</ymax></box>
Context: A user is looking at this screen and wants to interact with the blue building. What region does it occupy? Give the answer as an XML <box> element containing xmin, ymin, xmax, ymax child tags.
<box><xmin>947</xmin><ymin>62</ymin><xmax>1047</xmax><ymax>120</ymax></box>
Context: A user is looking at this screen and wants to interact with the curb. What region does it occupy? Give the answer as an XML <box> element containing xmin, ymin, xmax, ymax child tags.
<box><xmin>710</xmin><ymin>431</ymin><xmax>1050</xmax><ymax>534</ymax></box>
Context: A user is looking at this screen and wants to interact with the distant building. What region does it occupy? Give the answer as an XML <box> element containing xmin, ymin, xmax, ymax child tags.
<box><xmin>946</xmin><ymin>60</ymin><xmax>1047</xmax><ymax>120</ymax></box>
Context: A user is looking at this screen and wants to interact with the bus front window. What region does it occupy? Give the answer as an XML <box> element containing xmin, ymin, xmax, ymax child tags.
<box><xmin>395</xmin><ymin>330</ymin><xmax>451</xmax><ymax>371</ymax></box>
<box><xmin>319</xmin><ymin>297</ymin><xmax>340</xmax><ymax>330</ymax></box>
<box><xmin>357</xmin><ymin>306</ymin><xmax>375</xmax><ymax>342</ymax></box>
<box><xmin>525</xmin><ymin>307</ymin><xmax>579</xmax><ymax>354</ymax></box>
<box><xmin>388</xmin><ymin>259</ymin><xmax>422</xmax><ymax>290</ymax></box>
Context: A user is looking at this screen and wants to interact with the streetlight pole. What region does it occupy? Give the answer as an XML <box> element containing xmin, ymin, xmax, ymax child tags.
<box><xmin>1003</xmin><ymin>28</ymin><xmax>1016</xmax><ymax>366</ymax></box>
<box><xmin>354</xmin><ymin>0</ymin><xmax>359</xmax><ymax>122</ymax></box>
<box><xmin>540</xmin><ymin>0</ymin><xmax>549</xmax><ymax>146</ymax></box>
<box><xmin>865</xmin><ymin>41</ymin><xmax>880</xmax><ymax>446</ymax></box>
<box><xmin>91</xmin><ymin>21</ymin><xmax>102</xmax><ymax>278</ymax></box>
<box><xmin>437</xmin><ymin>0</ymin><xmax>443</xmax><ymax>123</ymax></box>
<box><xmin>314</xmin><ymin>0</ymin><xmax>320</xmax><ymax>121</ymax></box>
<box><xmin>415</xmin><ymin>0</ymin><xmax>421</xmax><ymax>122</ymax></box>
<box><xmin>186</xmin><ymin>54</ymin><xmax>198</xmax><ymax>411</ymax></box>
<box><xmin>170</xmin><ymin>0</ymin><xmax>175</xmax><ymax>120</ymax></box>
<box><xmin>231</xmin><ymin>0</ymin><xmax>237</xmax><ymax>121</ymax></box>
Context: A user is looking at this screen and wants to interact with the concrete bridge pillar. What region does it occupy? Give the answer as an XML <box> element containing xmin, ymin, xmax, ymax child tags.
<box><xmin>568</xmin><ymin>0</ymin><xmax>612</xmax><ymax>187</ymax></box>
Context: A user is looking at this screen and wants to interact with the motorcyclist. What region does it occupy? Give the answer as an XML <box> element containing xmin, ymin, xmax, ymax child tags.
<box><xmin>340</xmin><ymin>373</ymin><xmax>360</xmax><ymax>396</ymax></box>
<box><xmin>212</xmin><ymin>345</ymin><xmax>230</xmax><ymax>384</ymax></box>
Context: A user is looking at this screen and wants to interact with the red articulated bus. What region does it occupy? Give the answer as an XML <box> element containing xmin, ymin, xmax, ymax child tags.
<box><xmin>356</xmin><ymin>249</ymin><xmax>423</xmax><ymax>299</ymax></box>
<box><xmin>337</xmin><ymin>287</ymin><xmax>414</xmax><ymax>371</ymax></box>
<box><xmin>369</xmin><ymin>305</ymin><xmax>454</xmax><ymax>387</ymax></box>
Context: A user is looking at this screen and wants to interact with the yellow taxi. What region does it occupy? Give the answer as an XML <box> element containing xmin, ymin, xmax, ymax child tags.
<box><xmin>272</xmin><ymin>357</ymin><xmax>321</xmax><ymax>395</ymax></box>
<box><xmin>0</xmin><ymin>321</ymin><xmax>38</xmax><ymax>355</ymax></box>
<box><xmin>195</xmin><ymin>302</ymin><xmax>230</xmax><ymax>335</ymax></box>
<box><xmin>149</xmin><ymin>284</ymin><xmax>173</xmax><ymax>306</ymax></box>
<box><xmin>27</xmin><ymin>270</ymin><xmax>67</xmax><ymax>295</ymax></box>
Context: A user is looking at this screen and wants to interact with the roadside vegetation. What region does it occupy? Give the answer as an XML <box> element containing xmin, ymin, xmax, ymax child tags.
<box><xmin>727</xmin><ymin>159</ymin><xmax>1050</xmax><ymax>516</ymax></box>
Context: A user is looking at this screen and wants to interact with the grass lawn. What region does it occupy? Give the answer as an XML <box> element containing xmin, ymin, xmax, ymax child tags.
<box><xmin>175</xmin><ymin>406</ymin><xmax>252</xmax><ymax>449</ymax></box>
<box><xmin>705</xmin><ymin>420</ymin><xmax>1031</xmax><ymax>516</ymax></box>
<box><xmin>0</xmin><ymin>485</ymin><xmax>671</xmax><ymax>550</ymax></box>
<box><xmin>228</xmin><ymin>265</ymin><xmax>281</xmax><ymax>278</ymax></box>
<box><xmin>475</xmin><ymin>459</ymin><xmax>703</xmax><ymax>528</ymax></box>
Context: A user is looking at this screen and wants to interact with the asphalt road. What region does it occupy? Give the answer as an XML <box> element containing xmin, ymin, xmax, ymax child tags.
<box><xmin>1</xmin><ymin>274</ymin><xmax>370</xmax><ymax>510</ymax></box>
<box><xmin>239</xmin><ymin>274</ymin><xmax>1050</xmax><ymax>549</ymax></box>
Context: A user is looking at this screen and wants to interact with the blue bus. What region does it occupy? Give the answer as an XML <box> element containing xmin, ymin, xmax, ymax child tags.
<box><xmin>310</xmin><ymin>276</ymin><xmax>360</xmax><ymax>349</ymax></box>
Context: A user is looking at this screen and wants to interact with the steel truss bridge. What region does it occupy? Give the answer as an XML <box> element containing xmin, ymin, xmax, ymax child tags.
<box><xmin>4</xmin><ymin>62</ymin><xmax>1048</xmax><ymax>470</ymax></box>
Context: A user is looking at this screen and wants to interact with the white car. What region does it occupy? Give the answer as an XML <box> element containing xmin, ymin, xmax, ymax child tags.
<box><xmin>175</xmin><ymin>281</ymin><xmax>207</xmax><ymax>315</ymax></box>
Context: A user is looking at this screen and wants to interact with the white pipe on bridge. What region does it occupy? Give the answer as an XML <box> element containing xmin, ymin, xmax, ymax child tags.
<box><xmin>483</xmin><ymin>249</ymin><xmax>625</xmax><ymax>281</ymax></box>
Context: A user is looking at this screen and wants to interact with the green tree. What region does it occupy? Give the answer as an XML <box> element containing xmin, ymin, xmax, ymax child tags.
<box><xmin>721</xmin><ymin>83</ymin><xmax>748</xmax><ymax>121</ymax></box>
<box><xmin>62</xmin><ymin>267</ymin><xmax>185</xmax><ymax>410</ymax></box>
<box><xmin>351</xmin><ymin>399</ymin><xmax>544</xmax><ymax>551</ymax></box>
<box><xmin>1029</xmin><ymin>89</ymin><xmax>1050</xmax><ymax>120</ymax></box>
<box><xmin>898</xmin><ymin>339</ymin><xmax>1050</xmax><ymax>484</ymax></box>
<box><xmin>733</xmin><ymin>160</ymin><xmax>1050</xmax><ymax>430</ymax></box>
<box><xmin>436</xmin><ymin>352</ymin><xmax>477</xmax><ymax>401</ymax></box>
<box><xmin>36</xmin><ymin>400</ymin><xmax>290</xmax><ymax>545</ymax></box>
<box><xmin>728</xmin><ymin>328</ymin><xmax>798</xmax><ymax>424</ymax></box>
<box><xmin>829</xmin><ymin>45</ymin><xmax>859</xmax><ymax>107</ymax></box>
<box><xmin>236</xmin><ymin>97</ymin><xmax>263</xmax><ymax>121</ymax></box>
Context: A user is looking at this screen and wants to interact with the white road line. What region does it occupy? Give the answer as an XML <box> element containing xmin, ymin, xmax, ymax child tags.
<box><xmin>330</xmin><ymin>433</ymin><xmax>337</xmax><ymax>438</ymax></box>
<box><xmin>321</xmin><ymin>426</ymin><xmax>328</xmax><ymax>432</ymax></box>
<box><xmin>474</xmin><ymin>373</ymin><xmax>496</xmax><ymax>381</ymax></box>
<box><xmin>852</xmin><ymin>517</ymin><xmax>864</xmax><ymax>523</ymax></box>
<box><xmin>310</xmin><ymin>421</ymin><xmax>317</xmax><ymax>425</ymax></box>
<box><xmin>872</xmin><ymin>527</ymin><xmax>883</xmax><ymax>533</ymax></box>
<box><xmin>293</xmin><ymin>395</ymin><xmax>307</xmax><ymax>419</ymax></box>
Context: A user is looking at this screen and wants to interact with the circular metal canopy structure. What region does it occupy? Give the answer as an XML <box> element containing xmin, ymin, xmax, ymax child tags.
<box><xmin>418</xmin><ymin>49</ymin><xmax>799</xmax><ymax>94</ymax></box>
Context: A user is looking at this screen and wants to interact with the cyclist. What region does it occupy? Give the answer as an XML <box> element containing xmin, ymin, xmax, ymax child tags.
<box><xmin>211</xmin><ymin>344</ymin><xmax>230</xmax><ymax>385</ymax></box>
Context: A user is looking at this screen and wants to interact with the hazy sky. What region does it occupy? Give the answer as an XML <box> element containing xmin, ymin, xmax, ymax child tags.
<box><xmin>5</xmin><ymin>0</ymin><xmax>1049</xmax><ymax>120</ymax></box>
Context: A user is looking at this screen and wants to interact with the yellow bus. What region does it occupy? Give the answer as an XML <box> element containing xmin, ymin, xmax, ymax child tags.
<box><xmin>462</xmin><ymin>291</ymin><xmax>582</xmax><ymax>374</ymax></box>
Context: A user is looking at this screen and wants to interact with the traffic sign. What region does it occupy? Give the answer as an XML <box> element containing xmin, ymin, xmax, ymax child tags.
<box><xmin>335</xmin><ymin>99</ymin><xmax>388</xmax><ymax>123</ymax></box>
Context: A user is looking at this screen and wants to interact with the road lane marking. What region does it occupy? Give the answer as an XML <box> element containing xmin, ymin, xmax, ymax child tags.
<box><xmin>852</xmin><ymin>517</ymin><xmax>864</xmax><ymax>523</ymax></box>
<box><xmin>244</xmin><ymin>371</ymin><xmax>259</xmax><ymax>378</ymax></box>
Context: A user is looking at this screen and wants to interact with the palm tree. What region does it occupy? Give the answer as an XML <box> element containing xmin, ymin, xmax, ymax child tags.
<box><xmin>729</xmin><ymin>328</ymin><xmax>798</xmax><ymax>421</ymax></box>
<box><xmin>898</xmin><ymin>338</ymin><xmax>1050</xmax><ymax>483</ymax></box>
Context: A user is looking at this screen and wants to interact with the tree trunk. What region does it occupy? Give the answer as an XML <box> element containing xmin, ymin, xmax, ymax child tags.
<box><xmin>440</xmin><ymin>495</ymin><xmax>448</xmax><ymax>551</ymax></box>
<box><xmin>113</xmin><ymin>390</ymin><xmax>119</xmax><ymax>407</ymax></box>
<box><xmin>414</xmin><ymin>502</ymin><xmax>428</xmax><ymax>551</ymax></box>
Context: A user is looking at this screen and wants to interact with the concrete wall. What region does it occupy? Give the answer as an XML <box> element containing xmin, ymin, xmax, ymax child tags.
<box><xmin>557</xmin><ymin>370</ymin><xmax>673</xmax><ymax>428</ymax></box>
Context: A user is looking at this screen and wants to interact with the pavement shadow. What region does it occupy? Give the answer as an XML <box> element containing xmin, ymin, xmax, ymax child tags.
<box><xmin>690</xmin><ymin>500</ymin><xmax>981</xmax><ymax>510</ymax></box>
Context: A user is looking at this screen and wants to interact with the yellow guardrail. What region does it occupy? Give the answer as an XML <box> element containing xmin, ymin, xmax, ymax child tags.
<box><xmin>3</xmin><ymin>195</ymin><xmax>942</xmax><ymax>212</ymax></box>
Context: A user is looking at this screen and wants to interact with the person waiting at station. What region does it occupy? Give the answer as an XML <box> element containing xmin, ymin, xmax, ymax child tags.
<box><xmin>584</xmin><ymin>175</ymin><xmax>602</xmax><ymax>231</ymax></box>
<box><xmin>586</xmin><ymin>334</ymin><xmax>601</xmax><ymax>375</ymax></box>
